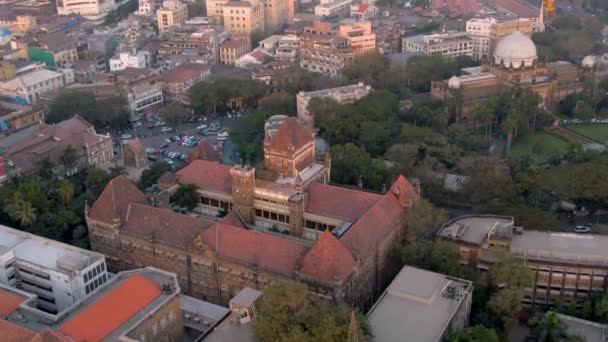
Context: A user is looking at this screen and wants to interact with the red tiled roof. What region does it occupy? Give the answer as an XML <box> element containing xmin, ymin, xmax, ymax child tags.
<box><xmin>59</xmin><ymin>274</ymin><xmax>161</xmax><ymax>342</ymax></box>
<box><xmin>306</xmin><ymin>182</ymin><xmax>381</xmax><ymax>221</ymax></box>
<box><xmin>176</xmin><ymin>160</ymin><xmax>233</xmax><ymax>194</ymax></box>
<box><xmin>340</xmin><ymin>175</ymin><xmax>417</xmax><ymax>258</ymax></box>
<box><xmin>0</xmin><ymin>320</ymin><xmax>36</xmax><ymax>341</ymax></box>
<box><xmin>157</xmin><ymin>171</ymin><xmax>178</xmax><ymax>185</ymax></box>
<box><xmin>267</xmin><ymin>117</ymin><xmax>314</xmax><ymax>152</ymax></box>
<box><xmin>221</xmin><ymin>39</ymin><xmax>249</xmax><ymax>50</ymax></box>
<box><xmin>29</xmin><ymin>330</ymin><xmax>74</xmax><ymax>342</ymax></box>
<box><xmin>357</xmin><ymin>3</ymin><xmax>369</xmax><ymax>12</ymax></box>
<box><xmin>300</xmin><ymin>230</ymin><xmax>355</xmax><ymax>283</ymax></box>
<box><xmin>249</xmin><ymin>50</ymin><xmax>271</xmax><ymax>62</ymax></box>
<box><xmin>88</xmin><ymin>176</ymin><xmax>149</xmax><ymax>224</ymax></box>
<box><xmin>202</xmin><ymin>223</ymin><xmax>310</xmax><ymax>275</ymax></box>
<box><xmin>219</xmin><ymin>211</ymin><xmax>246</xmax><ymax>228</ymax></box>
<box><xmin>188</xmin><ymin>140</ymin><xmax>220</xmax><ymax>163</ymax></box>
<box><xmin>126</xmin><ymin>138</ymin><xmax>146</xmax><ymax>156</ymax></box>
<box><xmin>0</xmin><ymin>290</ymin><xmax>27</xmax><ymax>315</ymax></box>
<box><xmin>492</xmin><ymin>0</ymin><xmax>537</xmax><ymax>17</ymax></box>
<box><xmin>123</xmin><ymin>203</ymin><xmax>214</xmax><ymax>247</ymax></box>
<box><xmin>160</xmin><ymin>63</ymin><xmax>210</xmax><ymax>84</ymax></box>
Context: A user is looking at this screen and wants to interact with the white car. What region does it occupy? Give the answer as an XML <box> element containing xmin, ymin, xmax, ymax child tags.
<box><xmin>161</xmin><ymin>127</ymin><xmax>173</xmax><ymax>133</ymax></box>
<box><xmin>197</xmin><ymin>124</ymin><xmax>208</xmax><ymax>130</ymax></box>
<box><xmin>574</xmin><ymin>225</ymin><xmax>592</xmax><ymax>234</ymax></box>
<box><xmin>121</xmin><ymin>134</ymin><xmax>133</xmax><ymax>139</ymax></box>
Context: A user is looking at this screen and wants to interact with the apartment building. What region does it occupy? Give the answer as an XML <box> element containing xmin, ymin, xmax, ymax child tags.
<box><xmin>11</xmin><ymin>16</ymin><xmax>38</xmax><ymax>35</ymax></box>
<box><xmin>263</xmin><ymin>0</ymin><xmax>288</xmax><ymax>32</ymax></box>
<box><xmin>157</xmin><ymin>26</ymin><xmax>223</xmax><ymax>68</ymax></box>
<box><xmin>0</xmin><ymin>101</ymin><xmax>44</xmax><ymax>134</ymax></box>
<box><xmin>339</xmin><ymin>20</ymin><xmax>376</xmax><ymax>55</ymax></box>
<box><xmin>403</xmin><ymin>31</ymin><xmax>473</xmax><ymax>58</ymax></box>
<box><xmin>466</xmin><ymin>17</ymin><xmax>534</xmax><ymax>60</ymax></box>
<box><xmin>315</xmin><ymin>0</ymin><xmax>353</xmax><ymax>18</ymax></box>
<box><xmin>437</xmin><ymin>215</ymin><xmax>608</xmax><ymax>308</ymax></box>
<box><xmin>157</xmin><ymin>0</ymin><xmax>189</xmax><ymax>33</ymax></box>
<box><xmin>0</xmin><ymin>225</ymin><xmax>107</xmax><ymax>314</ymax></box>
<box><xmin>296</xmin><ymin>82</ymin><xmax>372</xmax><ymax>124</ymax></box>
<box><xmin>220</xmin><ymin>39</ymin><xmax>251</xmax><ymax>65</ymax></box>
<box><xmin>276</xmin><ymin>35</ymin><xmax>299</xmax><ymax>61</ymax></box>
<box><xmin>222</xmin><ymin>0</ymin><xmax>265</xmax><ymax>34</ymax></box>
<box><xmin>160</xmin><ymin>63</ymin><xmax>211</xmax><ymax>103</ymax></box>
<box><xmin>20</xmin><ymin>32</ymin><xmax>80</xmax><ymax>68</ymax></box>
<box><xmin>0</xmin><ymin>69</ymin><xmax>65</xmax><ymax>104</ymax></box>
<box><xmin>56</xmin><ymin>0</ymin><xmax>116</xmax><ymax>21</ymax></box>
<box><xmin>116</xmin><ymin>68</ymin><xmax>164</xmax><ymax>117</ymax></box>
<box><xmin>299</xmin><ymin>34</ymin><xmax>353</xmax><ymax>77</ymax></box>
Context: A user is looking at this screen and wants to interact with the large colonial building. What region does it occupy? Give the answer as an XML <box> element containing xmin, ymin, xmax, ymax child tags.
<box><xmin>431</xmin><ymin>31</ymin><xmax>595</xmax><ymax>122</ymax></box>
<box><xmin>86</xmin><ymin>117</ymin><xmax>418</xmax><ymax>309</ymax></box>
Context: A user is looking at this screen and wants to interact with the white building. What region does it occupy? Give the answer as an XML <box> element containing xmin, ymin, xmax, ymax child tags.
<box><xmin>0</xmin><ymin>69</ymin><xmax>66</xmax><ymax>104</ymax></box>
<box><xmin>296</xmin><ymin>82</ymin><xmax>372</xmax><ymax>124</ymax></box>
<box><xmin>56</xmin><ymin>0</ymin><xmax>117</xmax><ymax>22</ymax></box>
<box><xmin>137</xmin><ymin>0</ymin><xmax>156</xmax><ymax>15</ymax></box>
<box><xmin>402</xmin><ymin>31</ymin><xmax>473</xmax><ymax>58</ymax></box>
<box><xmin>466</xmin><ymin>17</ymin><xmax>536</xmax><ymax>60</ymax></box>
<box><xmin>315</xmin><ymin>0</ymin><xmax>353</xmax><ymax>18</ymax></box>
<box><xmin>109</xmin><ymin>51</ymin><xmax>151</xmax><ymax>71</ymax></box>
<box><xmin>0</xmin><ymin>225</ymin><xmax>107</xmax><ymax>314</ymax></box>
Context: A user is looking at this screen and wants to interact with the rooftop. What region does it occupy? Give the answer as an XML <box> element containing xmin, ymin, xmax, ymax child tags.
<box><xmin>160</xmin><ymin>63</ymin><xmax>210</xmax><ymax>83</ymax></box>
<box><xmin>511</xmin><ymin>231</ymin><xmax>608</xmax><ymax>266</ymax></box>
<box><xmin>557</xmin><ymin>313</ymin><xmax>608</xmax><ymax>342</ymax></box>
<box><xmin>176</xmin><ymin>160</ymin><xmax>233</xmax><ymax>195</ymax></box>
<box><xmin>181</xmin><ymin>295</ymin><xmax>230</xmax><ymax>336</ymax></box>
<box><xmin>0</xmin><ymin>225</ymin><xmax>104</xmax><ymax>275</ymax></box>
<box><xmin>437</xmin><ymin>215</ymin><xmax>515</xmax><ymax>246</ymax></box>
<box><xmin>299</xmin><ymin>82</ymin><xmax>370</xmax><ymax>98</ymax></box>
<box><xmin>367</xmin><ymin>266</ymin><xmax>473</xmax><ymax>342</ymax></box>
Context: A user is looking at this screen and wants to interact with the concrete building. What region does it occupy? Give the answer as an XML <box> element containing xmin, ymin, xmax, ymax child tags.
<box><xmin>296</xmin><ymin>82</ymin><xmax>372</xmax><ymax>124</ymax></box>
<box><xmin>0</xmin><ymin>225</ymin><xmax>107</xmax><ymax>314</ymax></box>
<box><xmin>56</xmin><ymin>0</ymin><xmax>116</xmax><ymax>22</ymax></box>
<box><xmin>466</xmin><ymin>16</ymin><xmax>535</xmax><ymax>60</ymax></box>
<box><xmin>137</xmin><ymin>0</ymin><xmax>157</xmax><ymax>16</ymax></box>
<box><xmin>368</xmin><ymin>266</ymin><xmax>473</xmax><ymax>342</ymax></box>
<box><xmin>86</xmin><ymin>117</ymin><xmax>419</xmax><ymax>309</ymax></box>
<box><xmin>263</xmin><ymin>0</ymin><xmax>289</xmax><ymax>33</ymax></box>
<box><xmin>339</xmin><ymin>20</ymin><xmax>376</xmax><ymax>56</ymax></box>
<box><xmin>437</xmin><ymin>215</ymin><xmax>608</xmax><ymax>308</ymax></box>
<box><xmin>556</xmin><ymin>313</ymin><xmax>608</xmax><ymax>342</ymax></box>
<box><xmin>223</xmin><ymin>0</ymin><xmax>265</xmax><ymax>34</ymax></box>
<box><xmin>0</xmin><ymin>101</ymin><xmax>44</xmax><ymax>134</ymax></box>
<box><xmin>299</xmin><ymin>34</ymin><xmax>353</xmax><ymax>77</ymax></box>
<box><xmin>160</xmin><ymin>62</ymin><xmax>211</xmax><ymax>104</ymax></box>
<box><xmin>207</xmin><ymin>0</ymin><xmax>230</xmax><ymax>22</ymax></box>
<box><xmin>116</xmin><ymin>68</ymin><xmax>164</xmax><ymax>118</ymax></box>
<box><xmin>0</xmin><ymin>69</ymin><xmax>65</xmax><ymax>104</ymax></box>
<box><xmin>315</xmin><ymin>0</ymin><xmax>353</xmax><ymax>18</ymax></box>
<box><xmin>20</xmin><ymin>31</ymin><xmax>80</xmax><ymax>68</ymax></box>
<box><xmin>157</xmin><ymin>0</ymin><xmax>189</xmax><ymax>33</ymax></box>
<box><xmin>403</xmin><ymin>31</ymin><xmax>473</xmax><ymax>58</ymax></box>
<box><xmin>10</xmin><ymin>16</ymin><xmax>38</xmax><ymax>35</ymax></box>
<box><xmin>220</xmin><ymin>39</ymin><xmax>251</xmax><ymax>65</ymax></box>
<box><xmin>157</xmin><ymin>25</ymin><xmax>223</xmax><ymax>68</ymax></box>
<box><xmin>350</xmin><ymin>3</ymin><xmax>378</xmax><ymax>20</ymax></box>
<box><xmin>109</xmin><ymin>51</ymin><xmax>151</xmax><ymax>71</ymax></box>
<box><xmin>275</xmin><ymin>34</ymin><xmax>299</xmax><ymax>62</ymax></box>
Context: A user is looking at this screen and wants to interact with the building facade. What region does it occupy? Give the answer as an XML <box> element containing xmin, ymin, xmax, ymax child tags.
<box><xmin>160</xmin><ymin>63</ymin><xmax>211</xmax><ymax>104</ymax></box>
<box><xmin>403</xmin><ymin>31</ymin><xmax>473</xmax><ymax>58</ymax></box>
<box><xmin>222</xmin><ymin>0</ymin><xmax>265</xmax><ymax>34</ymax></box>
<box><xmin>220</xmin><ymin>39</ymin><xmax>251</xmax><ymax>65</ymax></box>
<box><xmin>296</xmin><ymin>82</ymin><xmax>372</xmax><ymax>124</ymax></box>
<box><xmin>56</xmin><ymin>0</ymin><xmax>116</xmax><ymax>21</ymax></box>
<box><xmin>466</xmin><ymin>17</ymin><xmax>535</xmax><ymax>60</ymax></box>
<box><xmin>0</xmin><ymin>101</ymin><xmax>44</xmax><ymax>134</ymax></box>
<box><xmin>315</xmin><ymin>0</ymin><xmax>353</xmax><ymax>18</ymax></box>
<box><xmin>157</xmin><ymin>0</ymin><xmax>189</xmax><ymax>33</ymax></box>
<box><xmin>109</xmin><ymin>51</ymin><xmax>151</xmax><ymax>71</ymax></box>
<box><xmin>0</xmin><ymin>69</ymin><xmax>65</xmax><ymax>104</ymax></box>
<box><xmin>339</xmin><ymin>20</ymin><xmax>376</xmax><ymax>56</ymax></box>
<box><xmin>299</xmin><ymin>34</ymin><xmax>353</xmax><ymax>77</ymax></box>
<box><xmin>116</xmin><ymin>68</ymin><xmax>165</xmax><ymax>117</ymax></box>
<box><xmin>157</xmin><ymin>26</ymin><xmax>223</xmax><ymax>68</ymax></box>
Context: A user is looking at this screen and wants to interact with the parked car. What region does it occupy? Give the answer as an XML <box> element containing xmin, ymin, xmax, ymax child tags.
<box><xmin>574</xmin><ymin>225</ymin><xmax>592</xmax><ymax>234</ymax></box>
<box><xmin>164</xmin><ymin>138</ymin><xmax>172</xmax><ymax>143</ymax></box>
<box><xmin>161</xmin><ymin>127</ymin><xmax>173</xmax><ymax>133</ymax></box>
<box><xmin>121</xmin><ymin>134</ymin><xmax>133</xmax><ymax>139</ymax></box>
<box><xmin>197</xmin><ymin>124</ymin><xmax>208</xmax><ymax>130</ymax></box>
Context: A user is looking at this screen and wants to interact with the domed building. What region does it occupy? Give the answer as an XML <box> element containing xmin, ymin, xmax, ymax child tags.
<box><xmin>431</xmin><ymin>31</ymin><xmax>598</xmax><ymax>124</ymax></box>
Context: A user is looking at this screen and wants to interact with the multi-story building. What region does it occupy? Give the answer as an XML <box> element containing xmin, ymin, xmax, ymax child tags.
<box><xmin>263</xmin><ymin>0</ymin><xmax>288</xmax><ymax>33</ymax></box>
<box><xmin>220</xmin><ymin>39</ymin><xmax>251</xmax><ymax>65</ymax></box>
<box><xmin>207</xmin><ymin>0</ymin><xmax>229</xmax><ymax>22</ymax></box>
<box><xmin>10</xmin><ymin>16</ymin><xmax>38</xmax><ymax>35</ymax></box>
<box><xmin>86</xmin><ymin>117</ymin><xmax>419</xmax><ymax>309</ymax></box>
<box><xmin>403</xmin><ymin>31</ymin><xmax>473</xmax><ymax>58</ymax></box>
<box><xmin>299</xmin><ymin>34</ymin><xmax>353</xmax><ymax>77</ymax></box>
<box><xmin>350</xmin><ymin>3</ymin><xmax>378</xmax><ymax>20</ymax></box>
<box><xmin>222</xmin><ymin>0</ymin><xmax>265</xmax><ymax>34</ymax></box>
<box><xmin>0</xmin><ymin>68</ymin><xmax>65</xmax><ymax>104</ymax></box>
<box><xmin>466</xmin><ymin>17</ymin><xmax>535</xmax><ymax>60</ymax></box>
<box><xmin>137</xmin><ymin>0</ymin><xmax>157</xmax><ymax>16</ymax></box>
<box><xmin>373</xmin><ymin>18</ymin><xmax>407</xmax><ymax>54</ymax></box>
<box><xmin>157</xmin><ymin>26</ymin><xmax>223</xmax><ymax>68</ymax></box>
<box><xmin>0</xmin><ymin>225</ymin><xmax>107</xmax><ymax>314</ymax></box>
<box><xmin>12</xmin><ymin>0</ymin><xmax>56</xmax><ymax>16</ymax></box>
<box><xmin>116</xmin><ymin>68</ymin><xmax>164</xmax><ymax>118</ymax></box>
<box><xmin>157</xmin><ymin>0</ymin><xmax>189</xmax><ymax>33</ymax></box>
<box><xmin>275</xmin><ymin>34</ymin><xmax>299</xmax><ymax>62</ymax></box>
<box><xmin>339</xmin><ymin>20</ymin><xmax>376</xmax><ymax>56</ymax></box>
<box><xmin>0</xmin><ymin>101</ymin><xmax>44</xmax><ymax>134</ymax></box>
<box><xmin>368</xmin><ymin>266</ymin><xmax>473</xmax><ymax>342</ymax></box>
<box><xmin>109</xmin><ymin>50</ymin><xmax>151</xmax><ymax>71</ymax></box>
<box><xmin>20</xmin><ymin>32</ymin><xmax>80</xmax><ymax>68</ymax></box>
<box><xmin>0</xmin><ymin>115</ymin><xmax>113</xmax><ymax>177</ymax></box>
<box><xmin>315</xmin><ymin>0</ymin><xmax>353</xmax><ymax>18</ymax></box>
<box><xmin>160</xmin><ymin>62</ymin><xmax>211</xmax><ymax>104</ymax></box>
<box><xmin>0</xmin><ymin>267</ymin><xmax>185</xmax><ymax>341</ymax></box>
<box><xmin>296</xmin><ymin>82</ymin><xmax>372</xmax><ymax>124</ymax></box>
<box><xmin>437</xmin><ymin>215</ymin><xmax>608</xmax><ymax>308</ymax></box>
<box><xmin>0</xmin><ymin>62</ymin><xmax>16</xmax><ymax>81</ymax></box>
<box><xmin>56</xmin><ymin>0</ymin><xmax>116</xmax><ymax>22</ymax></box>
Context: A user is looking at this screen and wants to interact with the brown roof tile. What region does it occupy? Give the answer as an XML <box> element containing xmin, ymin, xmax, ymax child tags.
<box><xmin>123</xmin><ymin>203</ymin><xmax>214</xmax><ymax>247</ymax></box>
<box><xmin>306</xmin><ymin>182</ymin><xmax>381</xmax><ymax>221</ymax></box>
<box><xmin>157</xmin><ymin>171</ymin><xmax>178</xmax><ymax>186</ymax></box>
<box><xmin>188</xmin><ymin>140</ymin><xmax>220</xmax><ymax>163</ymax></box>
<box><xmin>160</xmin><ymin>63</ymin><xmax>210</xmax><ymax>84</ymax></box>
<box><xmin>88</xmin><ymin>176</ymin><xmax>149</xmax><ymax>224</ymax></box>
<box><xmin>267</xmin><ymin>117</ymin><xmax>313</xmax><ymax>152</ymax></box>
<box><xmin>219</xmin><ymin>211</ymin><xmax>246</xmax><ymax>228</ymax></box>
<box><xmin>0</xmin><ymin>320</ymin><xmax>36</xmax><ymax>341</ymax></box>
<box><xmin>300</xmin><ymin>230</ymin><xmax>355</xmax><ymax>283</ymax></box>
<box><xmin>125</xmin><ymin>138</ymin><xmax>146</xmax><ymax>156</ymax></box>
<box><xmin>340</xmin><ymin>175</ymin><xmax>418</xmax><ymax>258</ymax></box>
<box><xmin>202</xmin><ymin>223</ymin><xmax>310</xmax><ymax>275</ymax></box>
<box><xmin>176</xmin><ymin>160</ymin><xmax>232</xmax><ymax>194</ymax></box>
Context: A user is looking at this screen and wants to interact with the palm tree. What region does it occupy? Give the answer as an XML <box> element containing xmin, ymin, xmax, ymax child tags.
<box><xmin>5</xmin><ymin>196</ymin><xmax>37</xmax><ymax>227</ymax></box>
<box><xmin>531</xmin><ymin>312</ymin><xmax>569</xmax><ymax>342</ymax></box>
<box><xmin>61</xmin><ymin>145</ymin><xmax>77</xmax><ymax>172</ymax></box>
<box><xmin>109</xmin><ymin>164</ymin><xmax>127</xmax><ymax>177</ymax></box>
<box><xmin>57</xmin><ymin>180</ymin><xmax>75</xmax><ymax>206</ymax></box>
<box><xmin>502</xmin><ymin>110</ymin><xmax>520</xmax><ymax>155</ymax></box>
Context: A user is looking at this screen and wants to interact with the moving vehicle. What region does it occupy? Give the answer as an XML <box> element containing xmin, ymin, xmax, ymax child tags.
<box><xmin>574</xmin><ymin>225</ymin><xmax>592</xmax><ymax>234</ymax></box>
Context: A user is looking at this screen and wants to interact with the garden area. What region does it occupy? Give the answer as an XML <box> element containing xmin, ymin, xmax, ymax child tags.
<box><xmin>509</xmin><ymin>131</ymin><xmax>571</xmax><ymax>165</ymax></box>
<box><xmin>566</xmin><ymin>124</ymin><xmax>608</xmax><ymax>144</ymax></box>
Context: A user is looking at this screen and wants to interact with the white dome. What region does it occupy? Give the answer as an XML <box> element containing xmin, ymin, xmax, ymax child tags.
<box><xmin>493</xmin><ymin>32</ymin><xmax>537</xmax><ymax>69</ymax></box>
<box><xmin>582</xmin><ymin>55</ymin><xmax>595</xmax><ymax>68</ymax></box>
<box><xmin>447</xmin><ymin>76</ymin><xmax>461</xmax><ymax>89</ymax></box>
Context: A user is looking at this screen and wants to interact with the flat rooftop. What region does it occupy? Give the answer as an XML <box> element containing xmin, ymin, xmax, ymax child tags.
<box><xmin>511</xmin><ymin>231</ymin><xmax>608</xmax><ymax>266</ymax></box>
<box><xmin>300</xmin><ymin>82</ymin><xmax>369</xmax><ymax>98</ymax></box>
<box><xmin>367</xmin><ymin>266</ymin><xmax>472</xmax><ymax>342</ymax></box>
<box><xmin>0</xmin><ymin>225</ymin><xmax>103</xmax><ymax>274</ymax></box>
<box><xmin>557</xmin><ymin>314</ymin><xmax>607</xmax><ymax>342</ymax></box>
<box><xmin>437</xmin><ymin>215</ymin><xmax>514</xmax><ymax>246</ymax></box>
<box><xmin>181</xmin><ymin>295</ymin><xmax>230</xmax><ymax>336</ymax></box>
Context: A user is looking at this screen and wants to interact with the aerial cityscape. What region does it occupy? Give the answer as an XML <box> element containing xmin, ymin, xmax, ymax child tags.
<box><xmin>0</xmin><ymin>0</ymin><xmax>607</xmax><ymax>341</ymax></box>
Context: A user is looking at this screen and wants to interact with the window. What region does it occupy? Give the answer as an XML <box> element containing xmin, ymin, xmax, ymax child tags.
<box><xmin>84</xmin><ymin>273</ymin><xmax>89</xmax><ymax>282</ymax></box>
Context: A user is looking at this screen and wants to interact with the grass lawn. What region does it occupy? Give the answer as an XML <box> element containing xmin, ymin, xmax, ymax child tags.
<box><xmin>510</xmin><ymin>131</ymin><xmax>571</xmax><ymax>165</ymax></box>
<box><xmin>567</xmin><ymin>124</ymin><xmax>608</xmax><ymax>144</ymax></box>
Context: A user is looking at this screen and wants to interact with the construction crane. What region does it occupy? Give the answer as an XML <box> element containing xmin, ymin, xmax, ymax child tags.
<box><xmin>543</xmin><ymin>0</ymin><xmax>557</xmax><ymax>18</ymax></box>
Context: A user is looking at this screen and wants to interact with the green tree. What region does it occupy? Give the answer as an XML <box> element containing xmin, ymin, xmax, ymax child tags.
<box><xmin>449</xmin><ymin>325</ymin><xmax>499</xmax><ymax>342</ymax></box>
<box><xmin>530</xmin><ymin>312</ymin><xmax>569</xmax><ymax>342</ymax></box>
<box><xmin>487</xmin><ymin>288</ymin><xmax>523</xmax><ymax>332</ymax></box>
<box><xmin>61</xmin><ymin>145</ymin><xmax>77</xmax><ymax>172</ymax></box>
<box><xmin>171</xmin><ymin>183</ymin><xmax>199</xmax><ymax>210</ymax></box>
<box><xmin>57</xmin><ymin>180</ymin><xmax>75</xmax><ymax>206</ymax></box>
<box><xmin>489</xmin><ymin>251</ymin><xmax>534</xmax><ymax>288</ymax></box>
<box><xmin>159</xmin><ymin>102</ymin><xmax>190</xmax><ymax>126</ymax></box>
<box><xmin>49</xmin><ymin>92</ymin><xmax>129</xmax><ymax>130</ymax></box>
<box><xmin>187</xmin><ymin>0</ymin><xmax>206</xmax><ymax>16</ymax></box>
<box><xmin>139</xmin><ymin>161</ymin><xmax>172</xmax><ymax>191</ymax></box>
<box><xmin>595</xmin><ymin>294</ymin><xmax>608</xmax><ymax>323</ymax></box>
<box><xmin>37</xmin><ymin>157</ymin><xmax>54</xmax><ymax>179</ymax></box>
<box><xmin>406</xmin><ymin>198</ymin><xmax>447</xmax><ymax>242</ymax></box>
<box><xmin>258</xmin><ymin>91</ymin><xmax>296</xmax><ymax>115</ymax></box>
<box><xmin>5</xmin><ymin>195</ymin><xmax>37</xmax><ymax>227</ymax></box>
<box><xmin>109</xmin><ymin>164</ymin><xmax>127</xmax><ymax>177</ymax></box>
<box><xmin>86</xmin><ymin>168</ymin><xmax>111</xmax><ymax>193</ymax></box>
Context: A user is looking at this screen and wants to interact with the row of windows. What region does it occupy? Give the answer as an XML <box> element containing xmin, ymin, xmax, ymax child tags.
<box><xmin>305</xmin><ymin>220</ymin><xmax>336</xmax><ymax>231</ymax></box>
<box><xmin>256</xmin><ymin>209</ymin><xmax>290</xmax><ymax>223</ymax></box>
<box><xmin>85</xmin><ymin>273</ymin><xmax>108</xmax><ymax>295</ymax></box>
<box><xmin>17</xmin><ymin>266</ymin><xmax>51</xmax><ymax>280</ymax></box>
<box><xmin>21</xmin><ymin>278</ymin><xmax>52</xmax><ymax>292</ymax></box>
<box><xmin>201</xmin><ymin>196</ymin><xmax>232</xmax><ymax>210</ymax></box>
<box><xmin>83</xmin><ymin>262</ymin><xmax>106</xmax><ymax>283</ymax></box>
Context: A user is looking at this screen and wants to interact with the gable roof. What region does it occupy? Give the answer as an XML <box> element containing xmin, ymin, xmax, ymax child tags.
<box><xmin>202</xmin><ymin>223</ymin><xmax>310</xmax><ymax>276</ymax></box>
<box><xmin>300</xmin><ymin>230</ymin><xmax>355</xmax><ymax>283</ymax></box>
<box><xmin>267</xmin><ymin>117</ymin><xmax>314</xmax><ymax>152</ymax></box>
<box><xmin>123</xmin><ymin>203</ymin><xmax>214</xmax><ymax>247</ymax></box>
<box><xmin>188</xmin><ymin>140</ymin><xmax>220</xmax><ymax>163</ymax></box>
<box><xmin>219</xmin><ymin>211</ymin><xmax>246</xmax><ymax>228</ymax></box>
<box><xmin>0</xmin><ymin>290</ymin><xmax>27</xmax><ymax>316</ymax></box>
<box><xmin>306</xmin><ymin>182</ymin><xmax>381</xmax><ymax>221</ymax></box>
<box><xmin>88</xmin><ymin>176</ymin><xmax>149</xmax><ymax>224</ymax></box>
<box><xmin>176</xmin><ymin>160</ymin><xmax>233</xmax><ymax>194</ymax></box>
<box><xmin>59</xmin><ymin>274</ymin><xmax>161</xmax><ymax>342</ymax></box>
<box><xmin>340</xmin><ymin>175</ymin><xmax>417</xmax><ymax>258</ymax></box>
<box><xmin>160</xmin><ymin>63</ymin><xmax>210</xmax><ymax>83</ymax></box>
<box><xmin>125</xmin><ymin>138</ymin><xmax>146</xmax><ymax>156</ymax></box>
